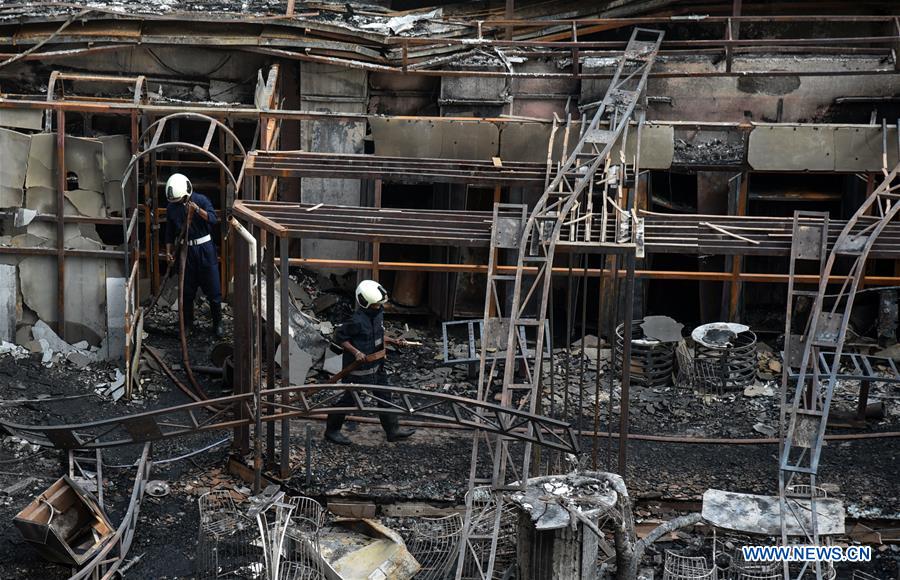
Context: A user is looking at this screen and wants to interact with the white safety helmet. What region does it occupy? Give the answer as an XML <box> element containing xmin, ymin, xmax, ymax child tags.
<box><xmin>165</xmin><ymin>173</ymin><xmax>192</xmax><ymax>203</ymax></box>
<box><xmin>356</xmin><ymin>280</ymin><xmax>388</xmax><ymax>308</ymax></box>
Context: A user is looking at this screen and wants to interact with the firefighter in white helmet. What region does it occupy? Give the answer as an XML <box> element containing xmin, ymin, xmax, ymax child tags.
<box><xmin>324</xmin><ymin>280</ymin><xmax>415</xmax><ymax>445</ymax></box>
<box><xmin>164</xmin><ymin>173</ymin><xmax>224</xmax><ymax>338</ymax></box>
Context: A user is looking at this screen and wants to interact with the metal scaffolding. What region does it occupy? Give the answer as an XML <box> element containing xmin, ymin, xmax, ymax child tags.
<box><xmin>455</xmin><ymin>27</ymin><xmax>664</xmax><ymax>579</ymax></box>
<box><xmin>779</xmin><ymin>130</ymin><xmax>900</xmax><ymax>580</ymax></box>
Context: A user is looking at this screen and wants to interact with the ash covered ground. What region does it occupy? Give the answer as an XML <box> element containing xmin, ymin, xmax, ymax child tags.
<box><xmin>0</xmin><ymin>281</ymin><xmax>897</xmax><ymax>578</ymax></box>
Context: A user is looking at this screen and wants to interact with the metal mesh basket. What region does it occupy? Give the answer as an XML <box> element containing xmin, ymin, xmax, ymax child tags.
<box><xmin>196</xmin><ymin>490</ymin><xmax>258</xmax><ymax>579</ymax></box>
<box><xmin>663</xmin><ymin>550</ymin><xmax>718</xmax><ymax>580</ymax></box>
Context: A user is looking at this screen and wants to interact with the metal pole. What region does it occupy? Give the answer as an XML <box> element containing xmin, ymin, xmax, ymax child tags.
<box><xmin>55</xmin><ymin>109</ymin><xmax>66</xmax><ymax>340</ymax></box>
<box><xmin>617</xmin><ymin>251</ymin><xmax>636</xmax><ymax>476</ymax></box>
<box><xmin>280</xmin><ymin>235</ymin><xmax>291</xmax><ymax>478</ymax></box>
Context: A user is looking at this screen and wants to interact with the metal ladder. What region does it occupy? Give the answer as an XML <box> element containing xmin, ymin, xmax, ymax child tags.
<box><xmin>779</xmin><ymin>155</ymin><xmax>900</xmax><ymax>579</ymax></box>
<box><xmin>455</xmin><ymin>27</ymin><xmax>664</xmax><ymax>580</ymax></box>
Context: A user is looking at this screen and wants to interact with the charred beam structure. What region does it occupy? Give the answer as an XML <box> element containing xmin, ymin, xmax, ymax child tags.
<box><xmin>1</xmin><ymin>12</ymin><xmax>899</xmax><ymax>80</ymax></box>
<box><xmin>232</xmin><ymin>200</ymin><xmax>900</xmax><ymax>278</ymax></box>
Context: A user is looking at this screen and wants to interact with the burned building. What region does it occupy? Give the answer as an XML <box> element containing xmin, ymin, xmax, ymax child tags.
<box><xmin>0</xmin><ymin>0</ymin><xmax>898</xmax><ymax>579</ymax></box>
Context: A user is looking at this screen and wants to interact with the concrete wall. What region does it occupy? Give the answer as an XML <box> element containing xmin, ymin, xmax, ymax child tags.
<box><xmin>298</xmin><ymin>62</ymin><xmax>367</xmax><ymax>272</ymax></box>
<box><xmin>582</xmin><ymin>55</ymin><xmax>900</xmax><ymax>124</ymax></box>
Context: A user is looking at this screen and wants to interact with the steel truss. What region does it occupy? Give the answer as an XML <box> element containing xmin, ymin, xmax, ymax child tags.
<box><xmin>779</xmin><ymin>149</ymin><xmax>900</xmax><ymax>580</ymax></box>
<box><xmin>455</xmin><ymin>27</ymin><xmax>664</xmax><ymax>580</ymax></box>
<box><xmin>0</xmin><ymin>385</ymin><xmax>578</xmax><ymax>454</ymax></box>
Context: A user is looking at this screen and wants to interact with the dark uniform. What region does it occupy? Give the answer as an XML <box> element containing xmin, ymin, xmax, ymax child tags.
<box><xmin>166</xmin><ymin>192</ymin><xmax>222</xmax><ymax>329</ymax></box>
<box><xmin>325</xmin><ymin>306</ymin><xmax>402</xmax><ymax>437</ymax></box>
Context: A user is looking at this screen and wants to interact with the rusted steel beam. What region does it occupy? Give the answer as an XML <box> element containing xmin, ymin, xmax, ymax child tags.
<box><xmin>287</xmin><ymin>257</ymin><xmax>900</xmax><ymax>286</ymax></box>
<box><xmin>233</xmin><ymin>201</ymin><xmax>900</xmax><ymax>258</ymax></box>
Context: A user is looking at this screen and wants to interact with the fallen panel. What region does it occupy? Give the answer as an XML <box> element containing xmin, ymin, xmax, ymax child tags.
<box><xmin>318</xmin><ymin>518</ymin><xmax>420</xmax><ymax>580</ymax></box>
<box><xmin>275</xmin><ymin>340</ymin><xmax>314</xmax><ymax>385</ymax></box>
<box><xmin>701</xmin><ymin>489</ymin><xmax>845</xmax><ymax>536</ymax></box>
<box><xmin>260</xmin><ymin>276</ymin><xmax>328</xmax><ymax>370</ymax></box>
<box><xmin>20</xmin><ymin>256</ymin><xmax>122</xmax><ymax>344</ymax></box>
<box><xmin>748</xmin><ymin>125</ymin><xmax>834</xmax><ymax>171</ymax></box>
<box><xmin>371</xmin><ymin>117</ymin><xmax>499</xmax><ymax>160</ymax></box>
<box><xmin>0</xmin><ymin>128</ymin><xmax>29</xmax><ymax>207</ymax></box>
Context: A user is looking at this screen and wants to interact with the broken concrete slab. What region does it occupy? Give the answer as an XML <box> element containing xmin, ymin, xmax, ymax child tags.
<box><xmin>99</xmin><ymin>135</ymin><xmax>131</xmax><ymax>214</ymax></box>
<box><xmin>24</xmin><ymin>185</ymin><xmax>79</xmax><ymax>215</ymax></box>
<box><xmin>743</xmin><ymin>382</ymin><xmax>775</xmax><ymax>397</ymax></box>
<box><xmin>20</xmin><ymin>257</ymin><xmax>122</xmax><ymax>345</ymax></box>
<box><xmin>1</xmin><ymin>477</ymin><xmax>37</xmax><ymax>497</ymax></box>
<box><xmin>103</xmin><ymin>181</ymin><xmax>124</xmax><ymax>214</ymax></box>
<box><xmin>95</xmin><ymin>368</ymin><xmax>125</xmax><ymax>401</ymax></box>
<box><xmin>99</xmin><ymin>135</ymin><xmax>131</xmax><ymax>181</ymax></box>
<box><xmin>324</xmin><ymin>350</ymin><xmax>344</xmax><ymax>375</ymax></box>
<box><xmin>25</xmin><ymin>133</ymin><xmax>105</xmax><ymax>194</ymax></box>
<box><xmin>313</xmin><ymin>293</ymin><xmax>340</xmax><ymax>313</ymax></box>
<box><xmin>66</xmin><ymin>350</ymin><xmax>93</xmax><ymax>368</ymax></box>
<box><xmin>64</xmin><ymin>136</ymin><xmax>105</xmax><ymax>193</ymax></box>
<box><xmin>0</xmin><ymin>264</ymin><xmax>15</xmax><ymax>343</ymax></box>
<box><xmin>65</xmin><ymin>189</ymin><xmax>106</xmax><ymax>218</ymax></box>
<box><xmin>24</xmin><ymin>133</ymin><xmax>57</xmax><ymax>190</ymax></box>
<box><xmin>702</xmin><ymin>489</ymin><xmax>844</xmax><ymax>536</ymax></box>
<box><xmin>11</xmin><ymin>233</ymin><xmax>51</xmax><ymax>248</ymax></box>
<box><xmin>0</xmin><ymin>340</ymin><xmax>29</xmax><ymax>359</ymax></box>
<box><xmin>260</xmin><ymin>276</ymin><xmax>328</xmax><ymax>369</ymax></box>
<box><xmin>32</xmin><ymin>320</ymin><xmax>99</xmax><ymax>362</ymax></box>
<box><xmin>13</xmin><ymin>208</ymin><xmax>37</xmax><ymax>227</ymax></box>
<box><xmin>25</xmin><ymin>221</ymin><xmax>80</xmax><ymax>243</ymax></box>
<box><xmin>275</xmin><ymin>340</ymin><xmax>314</xmax><ymax>386</ymax></box>
<box><xmin>641</xmin><ymin>316</ymin><xmax>684</xmax><ymax>343</ymax></box>
<box><xmin>0</xmin><ymin>128</ymin><xmax>29</xmax><ymax>208</ymax></box>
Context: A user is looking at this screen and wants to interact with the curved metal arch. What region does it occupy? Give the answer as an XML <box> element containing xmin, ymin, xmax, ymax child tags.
<box><xmin>0</xmin><ymin>384</ymin><xmax>580</xmax><ymax>455</ymax></box>
<box><xmin>123</xmin><ymin>112</ymin><xmax>246</xmax><ymax>193</ymax></box>
<box><xmin>138</xmin><ymin>112</ymin><xmax>246</xmax><ymax>158</ymax></box>
<box><xmin>790</xmin><ymin>161</ymin><xmax>900</xmax><ymax>411</ymax></box>
<box><xmin>121</xmin><ymin>142</ymin><xmax>239</xmax><ymax>195</ymax></box>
